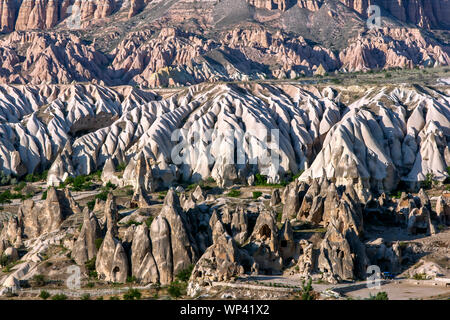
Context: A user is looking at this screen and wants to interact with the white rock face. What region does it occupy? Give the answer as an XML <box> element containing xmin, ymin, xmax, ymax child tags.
<box><xmin>0</xmin><ymin>83</ymin><xmax>447</xmax><ymax>191</ymax></box>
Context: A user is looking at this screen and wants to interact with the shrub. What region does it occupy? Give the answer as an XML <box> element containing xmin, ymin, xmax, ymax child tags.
<box><xmin>422</xmin><ymin>173</ymin><xmax>435</xmax><ymax>189</ymax></box>
<box><xmin>95</xmin><ymin>191</ymin><xmax>108</xmax><ymax>202</ymax></box>
<box><xmin>126</xmin><ymin>220</ymin><xmax>142</xmax><ymax>227</ymax></box>
<box><xmin>71</xmin><ymin>175</ymin><xmax>92</xmax><ymax>191</ymax></box>
<box><xmin>167</xmin><ymin>281</ymin><xmax>185</xmax><ymax>298</ymax></box>
<box><xmin>81</xmin><ymin>294</ymin><xmax>91</xmax><ymax>300</ymax></box>
<box><xmin>95</xmin><ymin>238</ymin><xmax>103</xmax><ymax>250</ymax></box>
<box><xmin>87</xmin><ymin>200</ymin><xmax>95</xmax><ymax>211</ymax></box>
<box><xmin>105</xmin><ymin>181</ymin><xmax>117</xmax><ymax>190</ymax></box>
<box><xmin>96</xmin><ymin>296</ymin><xmax>104</xmax><ymax>300</ymax></box>
<box><xmin>330</xmin><ymin>78</ymin><xmax>342</xmax><ymax>84</ymax></box>
<box><xmin>92</xmin><ymin>170</ymin><xmax>102</xmax><ymax>180</ymax></box>
<box><xmin>24</xmin><ymin>171</ymin><xmax>48</xmax><ymax>183</ymax></box>
<box><xmin>0</xmin><ymin>190</ymin><xmax>27</xmax><ymax>203</ymax></box>
<box><xmin>227</xmin><ymin>189</ymin><xmax>241</xmax><ymax>197</ymax></box>
<box><xmin>176</xmin><ymin>264</ymin><xmax>194</xmax><ymax>282</ymax></box>
<box><xmin>291</xmin><ymin>170</ymin><xmax>304</xmax><ymax>181</ymax></box>
<box><xmin>252</xmin><ymin>191</ymin><xmax>262</xmax><ymax>199</ymax></box>
<box><xmin>85</xmin><ymin>282</ymin><xmax>95</xmax><ymax>288</ymax></box>
<box><xmin>85</xmin><ymin>257</ymin><xmax>96</xmax><ymax>275</ymax></box>
<box><xmin>413</xmin><ymin>273</ymin><xmax>427</xmax><ymax>280</ymax></box>
<box><xmin>145</xmin><ymin>216</ymin><xmax>154</xmax><ymax>228</ymax></box>
<box><xmin>254</xmin><ymin>173</ymin><xmax>268</xmax><ymax>186</ymax></box>
<box><xmin>206</xmin><ymin>177</ymin><xmax>215</xmax><ymax>184</ymax></box>
<box><xmin>367</xmin><ymin>291</ymin><xmax>389</xmax><ymax>300</ymax></box>
<box><xmin>300</xmin><ymin>279</ymin><xmax>315</xmax><ymax>300</ymax></box>
<box><xmin>116</xmin><ymin>163</ymin><xmax>127</xmax><ymax>172</ymax></box>
<box><xmin>14</xmin><ymin>181</ymin><xmax>26</xmax><ymax>192</ymax></box>
<box><xmin>0</xmin><ymin>254</ymin><xmax>9</xmax><ymax>267</ymax></box>
<box><xmin>127</xmin><ymin>276</ymin><xmax>137</xmax><ymax>283</ymax></box>
<box><xmin>32</xmin><ymin>274</ymin><xmax>46</xmax><ymax>287</ymax></box>
<box><xmin>39</xmin><ymin>290</ymin><xmax>51</xmax><ymax>300</ymax></box>
<box><xmin>276</xmin><ymin>212</ymin><xmax>282</xmax><ymax>222</ymax></box>
<box><xmin>391</xmin><ymin>190</ymin><xmax>403</xmax><ymax>199</ymax></box>
<box><xmin>123</xmin><ymin>288</ymin><xmax>141</xmax><ymax>300</ymax></box>
<box><xmin>109</xmin><ymin>296</ymin><xmax>120</xmax><ymax>300</ymax></box>
<box><xmin>41</xmin><ymin>190</ymin><xmax>48</xmax><ymax>200</ymax></box>
<box><xmin>52</xmin><ymin>294</ymin><xmax>68</xmax><ymax>300</ymax></box>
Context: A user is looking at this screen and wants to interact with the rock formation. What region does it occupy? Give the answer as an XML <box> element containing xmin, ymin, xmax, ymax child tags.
<box><xmin>72</xmin><ymin>207</ymin><xmax>102</xmax><ymax>265</ymax></box>
<box><xmin>17</xmin><ymin>187</ymin><xmax>76</xmax><ymax>238</ymax></box>
<box><xmin>150</xmin><ymin>215</ymin><xmax>173</xmax><ymax>285</ymax></box>
<box><xmin>95</xmin><ymin>229</ymin><xmax>129</xmax><ymax>283</ymax></box>
<box><xmin>131</xmin><ymin>224</ymin><xmax>159</xmax><ymax>284</ymax></box>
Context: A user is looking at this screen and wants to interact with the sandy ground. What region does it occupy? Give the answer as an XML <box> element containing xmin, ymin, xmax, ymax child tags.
<box><xmin>243</xmin><ymin>275</ymin><xmax>450</xmax><ymax>300</ymax></box>
<box><xmin>340</xmin><ymin>281</ymin><xmax>450</xmax><ymax>300</ymax></box>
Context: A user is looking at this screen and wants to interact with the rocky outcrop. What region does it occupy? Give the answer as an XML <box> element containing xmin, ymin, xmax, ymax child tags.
<box><xmin>128</xmin><ymin>0</ymin><xmax>146</xmax><ymax>18</ymax></box>
<box><xmin>122</xmin><ymin>152</ymin><xmax>156</xmax><ymax>194</ymax></box>
<box><xmin>407</xmin><ymin>207</ymin><xmax>433</xmax><ymax>235</ymax></box>
<box><xmin>281</xmin><ymin>181</ymin><xmax>301</xmax><ymax>222</ymax></box>
<box><xmin>297</xmin><ymin>179</ymin><xmax>321</xmax><ymax>221</ymax></box>
<box><xmin>0</xmin><ymin>82</ymin><xmax>448</xmax><ymax>197</ymax></box>
<box><xmin>72</xmin><ymin>207</ymin><xmax>102</xmax><ymax>265</ymax></box>
<box><xmin>294</xmin><ymin>239</ymin><xmax>314</xmax><ymax>277</ymax></box>
<box><xmin>0</xmin><ymin>0</ymin><xmax>17</xmax><ymax>32</ymax></box>
<box><xmin>231</xmin><ymin>206</ymin><xmax>249</xmax><ymax>244</ymax></box>
<box><xmin>131</xmin><ymin>224</ymin><xmax>159</xmax><ymax>284</ymax></box>
<box><xmin>297</xmin><ymin>0</ymin><xmax>322</xmax><ymax>11</ymax></box>
<box><xmin>315</xmin><ymin>190</ymin><xmax>369</xmax><ymax>282</ymax></box>
<box><xmin>104</xmin><ymin>193</ymin><xmax>119</xmax><ymax>237</ymax></box>
<box><xmin>189</xmin><ymin>232</ymin><xmax>253</xmax><ymax>286</ymax></box>
<box><xmin>317</xmin><ymin>221</ymin><xmax>354</xmax><ymax>283</ymax></box>
<box><xmin>150</xmin><ymin>215</ymin><xmax>173</xmax><ymax>285</ymax></box>
<box><xmin>95</xmin><ymin>229</ymin><xmax>129</xmax><ymax>283</ymax></box>
<box><xmin>0</xmin><ymin>216</ymin><xmax>22</xmax><ymax>247</ymax></box>
<box><xmin>270</xmin><ymin>189</ymin><xmax>281</xmax><ymax>206</ymax></box>
<box><xmin>18</xmin><ymin>187</ymin><xmax>76</xmax><ymax>238</ymax></box>
<box><xmin>366</xmin><ymin>238</ymin><xmax>402</xmax><ymax>273</ymax></box>
<box><xmin>339</xmin><ymin>28</ymin><xmax>450</xmax><ymax>72</ymax></box>
<box><xmin>247</xmin><ymin>0</ymin><xmax>293</xmax><ymax>11</ymax></box>
<box><xmin>338</xmin><ymin>0</ymin><xmax>450</xmax><ymax>29</ymax></box>
<box><xmin>160</xmin><ymin>189</ymin><xmax>197</xmax><ymax>275</ymax></box>
<box><xmin>435</xmin><ymin>195</ymin><xmax>450</xmax><ymax>225</ymax></box>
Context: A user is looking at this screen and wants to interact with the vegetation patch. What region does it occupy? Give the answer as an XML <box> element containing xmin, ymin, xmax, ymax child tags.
<box><xmin>227</xmin><ymin>189</ymin><xmax>241</xmax><ymax>197</ymax></box>
<box><xmin>252</xmin><ymin>191</ymin><xmax>262</xmax><ymax>199</ymax></box>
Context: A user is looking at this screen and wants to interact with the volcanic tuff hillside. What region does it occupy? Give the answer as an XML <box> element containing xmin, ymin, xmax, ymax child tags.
<box><xmin>0</xmin><ymin>82</ymin><xmax>448</xmax><ymax>193</ymax></box>
<box><xmin>0</xmin><ymin>80</ymin><xmax>448</xmax><ymax>296</ymax></box>
<box><xmin>0</xmin><ymin>0</ymin><xmax>449</xmax><ymax>300</ymax></box>
<box><xmin>0</xmin><ymin>0</ymin><xmax>449</xmax><ymax>86</ymax></box>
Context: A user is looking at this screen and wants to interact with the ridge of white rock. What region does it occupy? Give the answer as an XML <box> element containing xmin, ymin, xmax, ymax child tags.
<box><xmin>0</xmin><ymin>82</ymin><xmax>448</xmax><ymax>191</ymax></box>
